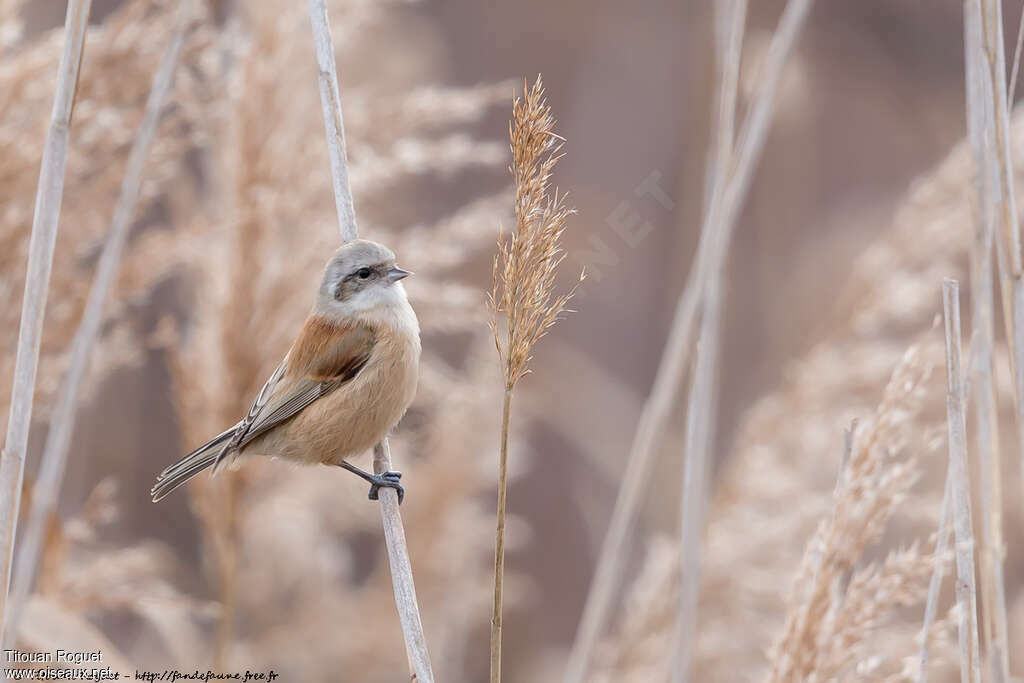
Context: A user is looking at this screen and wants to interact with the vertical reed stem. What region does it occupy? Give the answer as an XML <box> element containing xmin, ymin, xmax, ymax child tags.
<box><xmin>3</xmin><ymin>2</ymin><xmax>192</xmax><ymax>646</ymax></box>
<box><xmin>917</xmin><ymin>470</ymin><xmax>952</xmax><ymax>683</ymax></box>
<box><xmin>963</xmin><ymin>2</ymin><xmax>1012</xmax><ymax>677</ymax></box>
<box><xmin>0</xmin><ymin>0</ymin><xmax>92</xmax><ymax>644</ymax></box>
<box><xmin>373</xmin><ymin>440</ymin><xmax>432</xmax><ymax>683</ymax></box>
<box><xmin>671</xmin><ymin>3</ymin><xmax>744</xmax><ymax>680</ymax></box>
<box><xmin>490</xmin><ymin>386</ymin><xmax>512</xmax><ymax>683</ymax></box>
<box><xmin>307</xmin><ymin>2</ymin><xmax>433</xmax><ymax>680</ymax></box>
<box><xmin>941</xmin><ymin>279</ymin><xmax>982</xmax><ymax>683</ymax></box>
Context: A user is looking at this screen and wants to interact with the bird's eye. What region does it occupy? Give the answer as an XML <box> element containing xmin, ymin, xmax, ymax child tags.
<box><xmin>357</xmin><ymin>267</ymin><xmax>372</xmax><ymax>279</ymax></box>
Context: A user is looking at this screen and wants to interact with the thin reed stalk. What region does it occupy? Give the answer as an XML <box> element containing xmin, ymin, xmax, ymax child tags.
<box><xmin>3</xmin><ymin>3</ymin><xmax>193</xmax><ymax>646</ymax></box>
<box><xmin>969</xmin><ymin>116</ymin><xmax>1011</xmax><ymax>683</ymax></box>
<box><xmin>564</xmin><ymin>2</ymin><xmax>814</xmax><ymax>680</ymax></box>
<box><xmin>940</xmin><ymin>279</ymin><xmax>981</xmax><ymax>683</ymax></box>
<box><xmin>490</xmin><ymin>387</ymin><xmax>511</xmax><ymax>681</ymax></box>
<box><xmin>0</xmin><ymin>0</ymin><xmax>92</xmax><ymax>644</ymax></box>
<box><xmin>972</xmin><ymin>5</ymin><xmax>1024</xmax><ymax>600</ymax></box>
<box><xmin>671</xmin><ymin>2</ymin><xmax>745</xmax><ymax>681</ymax></box>
<box><xmin>702</xmin><ymin>0</ymin><xmax>746</xmax><ymax>217</ymax></box>
<box><xmin>488</xmin><ymin>76</ymin><xmax>581</xmax><ymax>683</ymax></box>
<box><xmin>671</xmin><ymin>266</ymin><xmax>721</xmax><ymax>683</ymax></box>
<box><xmin>979</xmin><ymin>0</ymin><xmax>1022</xmax><ymax>276</ymax></box>
<box><xmin>963</xmin><ymin>2</ymin><xmax>1012</xmax><ymax>678</ymax></box>
<box><xmin>373</xmin><ymin>440</ymin><xmax>433</xmax><ymax>682</ymax></box>
<box><xmin>917</xmin><ymin>471</ymin><xmax>952</xmax><ymax>683</ymax></box>
<box><xmin>307</xmin><ymin>2</ymin><xmax>433</xmax><ymax>681</ymax></box>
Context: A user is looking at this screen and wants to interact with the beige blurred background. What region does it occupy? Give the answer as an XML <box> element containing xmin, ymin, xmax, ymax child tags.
<box><xmin>3</xmin><ymin>0</ymin><xmax>1013</xmax><ymax>681</ymax></box>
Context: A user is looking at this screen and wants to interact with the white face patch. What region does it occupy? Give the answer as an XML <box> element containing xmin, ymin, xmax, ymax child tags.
<box><xmin>346</xmin><ymin>279</ymin><xmax>406</xmax><ymax>312</ymax></box>
<box><xmin>315</xmin><ymin>278</ymin><xmax>408</xmax><ymax>319</ymax></box>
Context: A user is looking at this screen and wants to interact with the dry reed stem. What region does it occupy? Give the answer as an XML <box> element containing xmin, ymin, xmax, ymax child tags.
<box><xmin>963</xmin><ymin>2</ymin><xmax>1012</xmax><ymax>678</ymax></box>
<box><xmin>672</xmin><ymin>267</ymin><xmax>721</xmax><ymax>683</ymax></box>
<box><xmin>564</xmin><ymin>2</ymin><xmax>814</xmax><ymax>680</ymax></box>
<box><xmin>309</xmin><ymin>0</ymin><xmax>356</xmax><ymax>242</ymax></box>
<box><xmin>703</xmin><ymin>0</ymin><xmax>747</xmax><ymax>217</ymax></box>
<box><xmin>0</xmin><ymin>0</ymin><xmax>92</xmax><ymax>644</ymax></box>
<box><xmin>307</xmin><ymin>2</ymin><xmax>433</xmax><ymax>680</ymax></box>
<box><xmin>3</xmin><ymin>0</ymin><xmax>194</xmax><ymax>648</ymax></box>
<box><xmin>490</xmin><ymin>386</ymin><xmax>512</xmax><ymax>683</ymax></box>
<box><xmin>671</xmin><ymin>2</ymin><xmax>745</xmax><ymax>681</ymax></box>
<box><xmin>941</xmin><ymin>279</ymin><xmax>981</xmax><ymax>683</ymax></box>
<box><xmin>917</xmin><ymin>467</ymin><xmax>953</xmax><ymax>683</ymax></box>
<box><xmin>373</xmin><ymin>440</ymin><xmax>431</xmax><ymax>683</ymax></box>
<box><xmin>487</xmin><ymin>75</ymin><xmax>581</xmax><ymax>683</ymax></box>
<box><xmin>974</xmin><ymin>6</ymin><xmax>1024</xmax><ymax>623</ymax></box>
<box><xmin>978</xmin><ymin>0</ymin><xmax>1022</xmax><ymax>277</ymax></box>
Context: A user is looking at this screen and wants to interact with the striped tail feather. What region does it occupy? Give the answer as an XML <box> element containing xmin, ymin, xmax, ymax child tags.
<box><xmin>151</xmin><ymin>425</ymin><xmax>237</xmax><ymax>502</ymax></box>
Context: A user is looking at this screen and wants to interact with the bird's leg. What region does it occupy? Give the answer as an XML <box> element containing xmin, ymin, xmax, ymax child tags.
<box><xmin>337</xmin><ymin>460</ymin><xmax>404</xmax><ymax>504</ymax></box>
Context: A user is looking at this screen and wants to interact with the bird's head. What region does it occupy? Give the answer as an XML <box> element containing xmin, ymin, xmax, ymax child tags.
<box><xmin>317</xmin><ymin>239</ymin><xmax>413</xmax><ymax>319</ymax></box>
<box><xmin>315</xmin><ymin>239</ymin><xmax>412</xmax><ymax>320</ymax></box>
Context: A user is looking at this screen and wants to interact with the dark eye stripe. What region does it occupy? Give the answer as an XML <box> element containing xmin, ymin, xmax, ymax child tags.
<box><xmin>344</xmin><ymin>264</ymin><xmax>387</xmax><ymax>282</ymax></box>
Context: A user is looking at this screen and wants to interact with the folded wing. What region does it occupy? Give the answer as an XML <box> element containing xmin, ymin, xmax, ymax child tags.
<box><xmin>151</xmin><ymin>318</ymin><xmax>376</xmax><ymax>501</ymax></box>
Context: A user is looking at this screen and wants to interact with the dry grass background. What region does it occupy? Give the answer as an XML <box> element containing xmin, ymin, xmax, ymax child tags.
<box><xmin>3</xmin><ymin>0</ymin><xmax>1024</xmax><ymax>681</ymax></box>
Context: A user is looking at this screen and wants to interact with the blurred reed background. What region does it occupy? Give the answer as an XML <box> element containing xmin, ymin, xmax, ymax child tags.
<box><xmin>3</xmin><ymin>0</ymin><xmax>1024</xmax><ymax>681</ymax></box>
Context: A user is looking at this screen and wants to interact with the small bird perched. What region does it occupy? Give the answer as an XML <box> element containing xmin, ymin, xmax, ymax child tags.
<box><xmin>151</xmin><ymin>239</ymin><xmax>420</xmax><ymax>503</ymax></box>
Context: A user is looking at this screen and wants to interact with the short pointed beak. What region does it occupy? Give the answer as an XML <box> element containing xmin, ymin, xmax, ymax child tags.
<box><xmin>388</xmin><ymin>266</ymin><xmax>412</xmax><ymax>282</ymax></box>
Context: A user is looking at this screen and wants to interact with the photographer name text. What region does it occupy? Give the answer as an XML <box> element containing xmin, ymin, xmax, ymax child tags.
<box><xmin>4</xmin><ymin>652</ymin><xmax>101</xmax><ymax>667</ymax></box>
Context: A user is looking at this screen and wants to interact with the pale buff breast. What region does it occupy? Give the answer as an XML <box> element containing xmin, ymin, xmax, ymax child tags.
<box><xmin>243</xmin><ymin>316</ymin><xmax>420</xmax><ymax>466</ymax></box>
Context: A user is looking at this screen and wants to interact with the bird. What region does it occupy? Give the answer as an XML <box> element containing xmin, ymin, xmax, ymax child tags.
<box><xmin>151</xmin><ymin>239</ymin><xmax>420</xmax><ymax>504</ymax></box>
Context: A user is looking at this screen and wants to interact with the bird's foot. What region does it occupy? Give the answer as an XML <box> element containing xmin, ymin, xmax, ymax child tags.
<box><xmin>367</xmin><ymin>470</ymin><xmax>404</xmax><ymax>504</ymax></box>
<box><xmin>338</xmin><ymin>460</ymin><xmax>405</xmax><ymax>504</ymax></box>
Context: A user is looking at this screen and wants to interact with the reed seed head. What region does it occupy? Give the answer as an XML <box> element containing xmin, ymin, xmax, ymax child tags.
<box><xmin>489</xmin><ymin>75</ymin><xmax>584</xmax><ymax>390</ymax></box>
